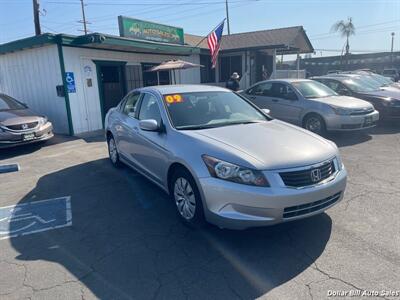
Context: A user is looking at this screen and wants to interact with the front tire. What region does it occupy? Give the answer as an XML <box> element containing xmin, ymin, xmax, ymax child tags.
<box><xmin>171</xmin><ymin>168</ymin><xmax>205</xmax><ymax>228</ymax></box>
<box><xmin>303</xmin><ymin>114</ymin><xmax>326</xmax><ymax>136</ymax></box>
<box><xmin>107</xmin><ymin>135</ymin><xmax>122</xmax><ymax>167</ymax></box>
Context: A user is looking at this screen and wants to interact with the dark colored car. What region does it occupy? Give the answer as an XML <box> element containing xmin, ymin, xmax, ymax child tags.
<box><xmin>0</xmin><ymin>93</ymin><xmax>53</xmax><ymax>148</ymax></box>
<box><xmin>312</xmin><ymin>76</ymin><xmax>400</xmax><ymax>120</ymax></box>
<box><xmin>382</xmin><ymin>69</ymin><xmax>400</xmax><ymax>82</ymax></box>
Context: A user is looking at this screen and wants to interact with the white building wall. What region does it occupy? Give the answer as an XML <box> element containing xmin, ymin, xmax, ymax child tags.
<box><xmin>62</xmin><ymin>46</ymin><xmax>201</xmax><ymax>134</ymax></box>
<box><xmin>0</xmin><ymin>45</ymin><xmax>69</xmax><ymax>134</ymax></box>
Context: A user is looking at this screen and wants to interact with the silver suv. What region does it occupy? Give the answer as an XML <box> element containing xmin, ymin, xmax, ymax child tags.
<box><xmin>241</xmin><ymin>79</ymin><xmax>379</xmax><ymax>135</ymax></box>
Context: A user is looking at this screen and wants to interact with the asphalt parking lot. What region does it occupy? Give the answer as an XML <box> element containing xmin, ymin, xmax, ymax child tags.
<box><xmin>0</xmin><ymin>124</ymin><xmax>399</xmax><ymax>300</ymax></box>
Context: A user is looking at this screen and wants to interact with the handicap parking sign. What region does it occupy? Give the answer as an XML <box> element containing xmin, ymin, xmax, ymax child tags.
<box><xmin>65</xmin><ymin>72</ymin><xmax>76</xmax><ymax>93</ymax></box>
<box><xmin>0</xmin><ymin>197</ymin><xmax>72</xmax><ymax>240</ymax></box>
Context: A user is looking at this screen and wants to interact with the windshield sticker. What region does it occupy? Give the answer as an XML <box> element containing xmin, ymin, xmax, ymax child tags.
<box><xmin>164</xmin><ymin>94</ymin><xmax>184</xmax><ymax>104</ymax></box>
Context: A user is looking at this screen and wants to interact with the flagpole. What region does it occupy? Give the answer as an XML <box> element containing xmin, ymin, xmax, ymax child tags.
<box><xmin>191</xmin><ymin>19</ymin><xmax>226</xmax><ymax>50</ymax></box>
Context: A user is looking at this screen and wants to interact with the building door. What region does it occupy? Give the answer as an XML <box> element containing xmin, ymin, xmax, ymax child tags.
<box><xmin>95</xmin><ymin>61</ymin><xmax>127</xmax><ymax>125</ymax></box>
<box><xmin>141</xmin><ymin>63</ymin><xmax>170</xmax><ymax>86</ymax></box>
<box><xmin>255</xmin><ymin>52</ymin><xmax>273</xmax><ymax>82</ymax></box>
<box><xmin>99</xmin><ymin>65</ymin><xmax>126</xmax><ymax>116</ymax></box>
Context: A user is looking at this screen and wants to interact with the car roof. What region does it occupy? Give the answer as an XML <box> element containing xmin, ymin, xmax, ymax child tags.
<box><xmin>250</xmin><ymin>79</ymin><xmax>312</xmax><ymax>86</ymax></box>
<box><xmin>136</xmin><ymin>84</ymin><xmax>231</xmax><ymax>95</ymax></box>
<box><xmin>312</xmin><ymin>76</ymin><xmax>354</xmax><ymax>81</ymax></box>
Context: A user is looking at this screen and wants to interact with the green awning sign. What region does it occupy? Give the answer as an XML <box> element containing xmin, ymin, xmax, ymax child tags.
<box><xmin>118</xmin><ymin>16</ymin><xmax>184</xmax><ymax>45</ymax></box>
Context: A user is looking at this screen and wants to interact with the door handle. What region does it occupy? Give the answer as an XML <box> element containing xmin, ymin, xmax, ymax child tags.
<box><xmin>133</xmin><ymin>126</ymin><xmax>139</xmax><ymax>132</ymax></box>
<box><xmin>272</xmin><ymin>99</ymin><xmax>279</xmax><ymax>102</ymax></box>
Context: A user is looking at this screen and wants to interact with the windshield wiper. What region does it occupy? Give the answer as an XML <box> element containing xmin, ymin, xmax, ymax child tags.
<box><xmin>176</xmin><ymin>124</ymin><xmax>220</xmax><ymax>130</ymax></box>
<box><xmin>176</xmin><ymin>120</ymin><xmax>263</xmax><ymax>130</ymax></box>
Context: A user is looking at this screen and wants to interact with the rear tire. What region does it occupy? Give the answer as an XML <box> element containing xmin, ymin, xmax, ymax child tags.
<box><xmin>170</xmin><ymin>168</ymin><xmax>206</xmax><ymax>228</ymax></box>
<box><xmin>107</xmin><ymin>135</ymin><xmax>122</xmax><ymax>167</ymax></box>
<box><xmin>303</xmin><ymin>114</ymin><xmax>326</xmax><ymax>136</ymax></box>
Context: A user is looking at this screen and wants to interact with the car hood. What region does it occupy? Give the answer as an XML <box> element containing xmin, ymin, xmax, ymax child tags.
<box><xmin>0</xmin><ymin>109</ymin><xmax>40</xmax><ymax>126</ymax></box>
<box><xmin>357</xmin><ymin>89</ymin><xmax>400</xmax><ymax>99</ymax></box>
<box><xmin>187</xmin><ymin>120</ymin><xmax>337</xmax><ymax>170</ymax></box>
<box><xmin>309</xmin><ymin>95</ymin><xmax>373</xmax><ymax>109</ymax></box>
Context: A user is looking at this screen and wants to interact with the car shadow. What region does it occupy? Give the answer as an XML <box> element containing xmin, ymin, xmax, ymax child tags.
<box><xmin>0</xmin><ymin>134</ymin><xmax>78</xmax><ymax>160</ymax></box>
<box><xmin>370</xmin><ymin>120</ymin><xmax>400</xmax><ymax>135</ymax></box>
<box><xmin>326</xmin><ymin>131</ymin><xmax>372</xmax><ymax>147</ymax></box>
<box><xmin>10</xmin><ymin>159</ymin><xmax>332</xmax><ymax>299</ymax></box>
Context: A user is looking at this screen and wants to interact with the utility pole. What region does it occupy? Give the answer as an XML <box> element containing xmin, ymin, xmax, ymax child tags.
<box><xmin>79</xmin><ymin>0</ymin><xmax>88</xmax><ymax>35</ymax></box>
<box><xmin>32</xmin><ymin>0</ymin><xmax>41</xmax><ymax>35</ymax></box>
<box><xmin>391</xmin><ymin>32</ymin><xmax>395</xmax><ymax>63</ymax></box>
<box><xmin>225</xmin><ymin>0</ymin><xmax>231</xmax><ymax>35</ymax></box>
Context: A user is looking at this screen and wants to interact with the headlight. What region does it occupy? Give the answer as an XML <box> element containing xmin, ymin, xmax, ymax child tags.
<box><xmin>335</xmin><ymin>155</ymin><xmax>344</xmax><ymax>171</ymax></box>
<box><xmin>38</xmin><ymin>116</ymin><xmax>48</xmax><ymax>125</ymax></box>
<box><xmin>202</xmin><ymin>155</ymin><xmax>269</xmax><ymax>187</ymax></box>
<box><xmin>382</xmin><ymin>98</ymin><xmax>400</xmax><ymax>107</ymax></box>
<box><xmin>329</xmin><ymin>105</ymin><xmax>351</xmax><ymax>115</ymax></box>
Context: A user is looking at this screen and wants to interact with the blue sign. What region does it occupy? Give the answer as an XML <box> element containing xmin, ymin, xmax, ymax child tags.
<box><xmin>0</xmin><ymin>197</ymin><xmax>72</xmax><ymax>240</ymax></box>
<box><xmin>65</xmin><ymin>72</ymin><xmax>76</xmax><ymax>93</ymax></box>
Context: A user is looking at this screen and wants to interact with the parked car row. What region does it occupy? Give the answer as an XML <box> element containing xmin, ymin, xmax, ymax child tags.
<box><xmin>239</xmin><ymin>71</ymin><xmax>399</xmax><ymax>135</ymax></box>
<box><xmin>240</xmin><ymin>79</ymin><xmax>379</xmax><ymax>135</ymax></box>
<box><xmin>0</xmin><ymin>93</ymin><xmax>53</xmax><ymax>148</ymax></box>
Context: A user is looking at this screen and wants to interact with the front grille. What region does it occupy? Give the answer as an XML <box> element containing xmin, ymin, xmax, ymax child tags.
<box><xmin>341</xmin><ymin>124</ymin><xmax>362</xmax><ymax>129</ymax></box>
<box><xmin>280</xmin><ymin>160</ymin><xmax>336</xmax><ymax>188</ymax></box>
<box><xmin>283</xmin><ymin>192</ymin><xmax>342</xmax><ymax>219</ymax></box>
<box><xmin>6</xmin><ymin>122</ymin><xmax>38</xmax><ymax>131</ymax></box>
<box><xmin>350</xmin><ymin>108</ymin><xmax>374</xmax><ymax>115</ymax></box>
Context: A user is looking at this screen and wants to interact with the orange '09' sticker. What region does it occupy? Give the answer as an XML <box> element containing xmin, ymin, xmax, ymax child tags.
<box><xmin>164</xmin><ymin>94</ymin><xmax>183</xmax><ymax>104</ymax></box>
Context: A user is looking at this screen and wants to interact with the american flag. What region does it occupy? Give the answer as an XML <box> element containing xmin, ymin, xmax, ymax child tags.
<box><xmin>207</xmin><ymin>20</ymin><xmax>225</xmax><ymax>68</ymax></box>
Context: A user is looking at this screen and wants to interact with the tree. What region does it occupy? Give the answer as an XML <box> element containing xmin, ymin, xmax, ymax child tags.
<box><xmin>331</xmin><ymin>17</ymin><xmax>355</xmax><ymax>56</ymax></box>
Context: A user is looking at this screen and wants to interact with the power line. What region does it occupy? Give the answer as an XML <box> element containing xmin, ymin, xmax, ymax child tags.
<box><xmin>41</xmin><ymin>0</ymin><xmax>261</xmax><ymax>6</ymax></box>
<box><xmin>309</xmin><ymin>19</ymin><xmax>400</xmax><ymax>38</ymax></box>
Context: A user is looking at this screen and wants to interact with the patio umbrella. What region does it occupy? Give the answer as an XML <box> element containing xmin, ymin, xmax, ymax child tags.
<box><xmin>147</xmin><ymin>59</ymin><xmax>204</xmax><ymax>85</ymax></box>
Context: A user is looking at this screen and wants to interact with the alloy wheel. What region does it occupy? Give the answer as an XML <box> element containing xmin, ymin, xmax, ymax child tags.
<box><xmin>174</xmin><ymin>177</ymin><xmax>196</xmax><ymax>220</ymax></box>
<box><xmin>108</xmin><ymin>138</ymin><xmax>118</xmax><ymax>164</ymax></box>
<box><xmin>306</xmin><ymin>117</ymin><xmax>322</xmax><ymax>133</ymax></box>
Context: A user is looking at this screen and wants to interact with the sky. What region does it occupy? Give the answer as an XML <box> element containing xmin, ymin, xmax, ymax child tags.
<box><xmin>0</xmin><ymin>0</ymin><xmax>399</xmax><ymax>58</ymax></box>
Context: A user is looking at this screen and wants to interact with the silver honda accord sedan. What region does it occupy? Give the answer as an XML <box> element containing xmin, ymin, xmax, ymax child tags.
<box><xmin>105</xmin><ymin>85</ymin><xmax>347</xmax><ymax>230</ymax></box>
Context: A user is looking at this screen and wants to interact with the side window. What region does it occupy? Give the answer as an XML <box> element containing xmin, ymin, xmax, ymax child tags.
<box><xmin>251</xmin><ymin>82</ymin><xmax>273</xmax><ymax>96</ymax></box>
<box><xmin>324</xmin><ymin>80</ymin><xmax>340</xmax><ymax>92</ymax></box>
<box><xmin>271</xmin><ymin>83</ymin><xmax>297</xmax><ymax>100</ymax></box>
<box><xmin>138</xmin><ymin>93</ymin><xmax>162</xmax><ymax>124</ymax></box>
<box><xmin>122</xmin><ymin>93</ymin><xmax>140</xmax><ymax>117</ymax></box>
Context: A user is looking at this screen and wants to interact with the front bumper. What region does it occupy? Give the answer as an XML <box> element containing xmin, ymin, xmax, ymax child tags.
<box><xmin>379</xmin><ymin>105</ymin><xmax>400</xmax><ymax>120</ymax></box>
<box><xmin>325</xmin><ymin>110</ymin><xmax>379</xmax><ymax>131</ymax></box>
<box><xmin>0</xmin><ymin>122</ymin><xmax>53</xmax><ymax>149</ymax></box>
<box><xmin>198</xmin><ymin>166</ymin><xmax>347</xmax><ymax>230</ymax></box>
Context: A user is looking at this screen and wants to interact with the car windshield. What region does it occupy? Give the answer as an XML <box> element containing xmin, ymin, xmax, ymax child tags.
<box><xmin>0</xmin><ymin>94</ymin><xmax>26</xmax><ymax>111</ymax></box>
<box><xmin>342</xmin><ymin>78</ymin><xmax>380</xmax><ymax>92</ymax></box>
<box><xmin>292</xmin><ymin>81</ymin><xmax>337</xmax><ymax>98</ymax></box>
<box><xmin>163</xmin><ymin>91</ymin><xmax>268</xmax><ymax>130</ymax></box>
<box><xmin>367</xmin><ymin>74</ymin><xmax>393</xmax><ymax>86</ymax></box>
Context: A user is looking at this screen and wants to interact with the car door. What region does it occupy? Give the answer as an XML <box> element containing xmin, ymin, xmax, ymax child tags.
<box><xmin>268</xmin><ymin>82</ymin><xmax>303</xmax><ymax>125</ymax></box>
<box><xmin>131</xmin><ymin>92</ymin><xmax>170</xmax><ymax>185</ymax></box>
<box><xmin>244</xmin><ymin>82</ymin><xmax>275</xmax><ymax>109</ymax></box>
<box><xmin>117</xmin><ymin>92</ymin><xmax>142</xmax><ymax>163</ymax></box>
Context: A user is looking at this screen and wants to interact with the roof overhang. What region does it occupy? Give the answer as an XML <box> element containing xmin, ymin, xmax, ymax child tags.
<box><xmin>0</xmin><ymin>33</ymin><xmax>200</xmax><ymax>56</ymax></box>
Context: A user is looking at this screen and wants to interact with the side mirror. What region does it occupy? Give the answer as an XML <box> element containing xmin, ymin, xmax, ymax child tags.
<box><xmin>262</xmin><ymin>108</ymin><xmax>271</xmax><ymax>115</ymax></box>
<box><xmin>139</xmin><ymin>119</ymin><xmax>159</xmax><ymax>131</ymax></box>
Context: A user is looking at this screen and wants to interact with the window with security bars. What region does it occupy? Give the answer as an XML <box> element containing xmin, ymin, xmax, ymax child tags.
<box><xmin>125</xmin><ymin>65</ymin><xmax>143</xmax><ymax>90</ymax></box>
